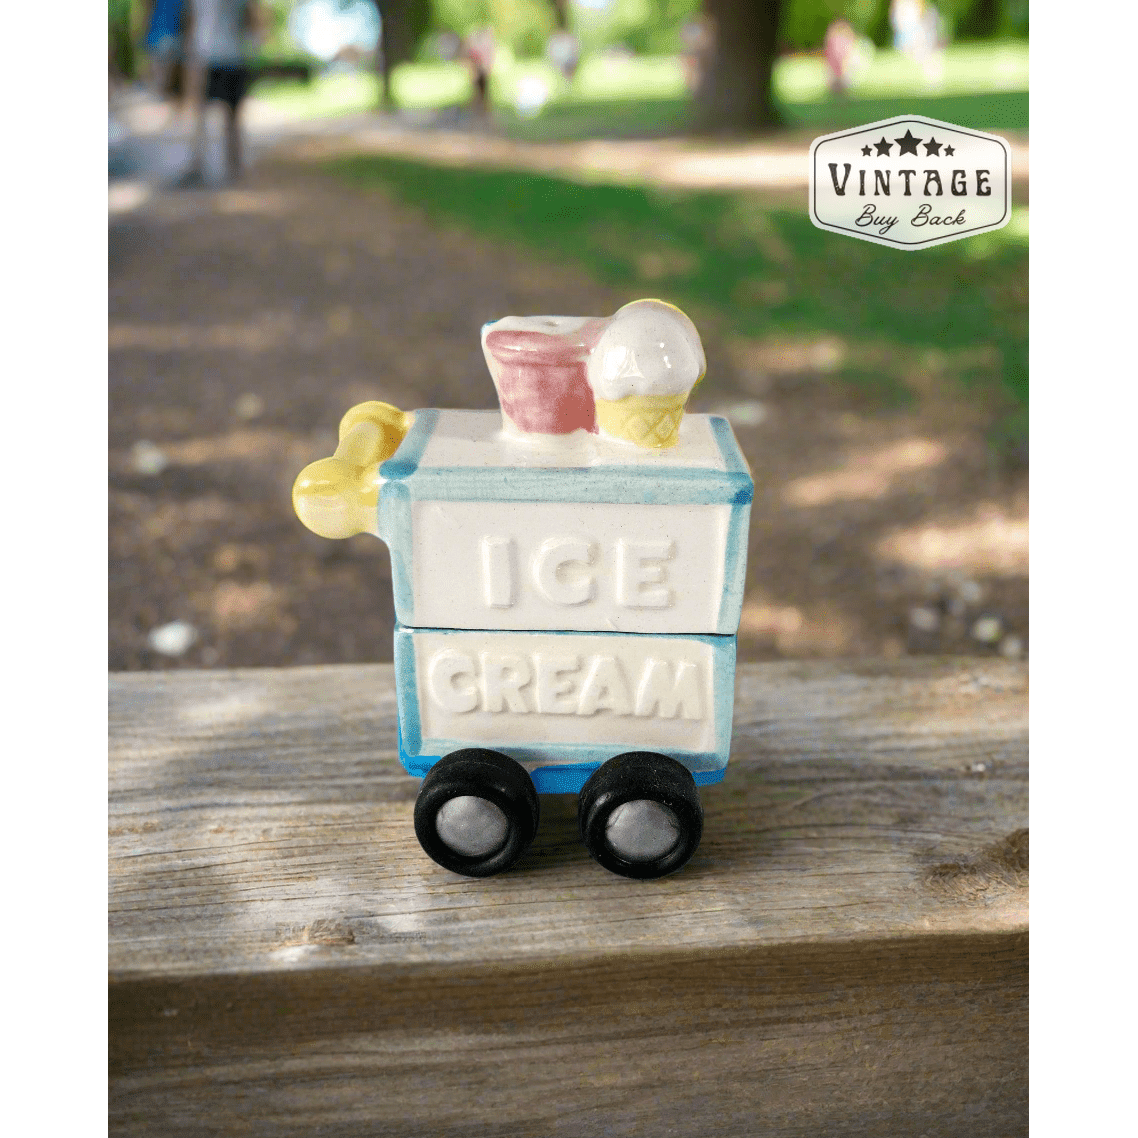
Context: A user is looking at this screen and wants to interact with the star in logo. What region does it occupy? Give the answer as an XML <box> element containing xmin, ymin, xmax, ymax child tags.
<box><xmin>873</xmin><ymin>137</ymin><xmax>893</xmax><ymax>157</ymax></box>
<box><xmin>861</xmin><ymin>145</ymin><xmax>873</xmax><ymax>156</ymax></box>
<box><xmin>944</xmin><ymin>144</ymin><xmax>955</xmax><ymax>156</ymax></box>
<box><xmin>894</xmin><ymin>129</ymin><xmax>922</xmax><ymax>156</ymax></box>
<box><xmin>924</xmin><ymin>137</ymin><xmax>942</xmax><ymax>156</ymax></box>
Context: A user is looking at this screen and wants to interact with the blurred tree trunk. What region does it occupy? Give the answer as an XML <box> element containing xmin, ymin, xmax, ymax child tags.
<box><xmin>549</xmin><ymin>0</ymin><xmax>570</xmax><ymax>29</ymax></box>
<box><xmin>956</xmin><ymin>0</ymin><xmax>1002</xmax><ymax>39</ymax></box>
<box><xmin>109</xmin><ymin>0</ymin><xmax>138</xmax><ymax>80</ymax></box>
<box><xmin>695</xmin><ymin>0</ymin><xmax>784</xmax><ymax>133</ymax></box>
<box><xmin>373</xmin><ymin>0</ymin><xmax>432</xmax><ymax>109</ymax></box>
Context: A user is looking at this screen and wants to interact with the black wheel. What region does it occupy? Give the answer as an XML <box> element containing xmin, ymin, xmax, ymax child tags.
<box><xmin>578</xmin><ymin>752</ymin><xmax>703</xmax><ymax>879</ymax></box>
<box><xmin>414</xmin><ymin>749</ymin><xmax>539</xmax><ymax>877</ymax></box>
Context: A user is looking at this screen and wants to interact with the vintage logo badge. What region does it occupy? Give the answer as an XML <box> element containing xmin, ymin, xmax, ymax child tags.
<box><xmin>809</xmin><ymin>115</ymin><xmax>1011</xmax><ymax>250</ymax></box>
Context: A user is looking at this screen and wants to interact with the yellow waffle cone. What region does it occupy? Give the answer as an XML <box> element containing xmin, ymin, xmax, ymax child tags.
<box><xmin>594</xmin><ymin>394</ymin><xmax>688</xmax><ymax>449</ymax></box>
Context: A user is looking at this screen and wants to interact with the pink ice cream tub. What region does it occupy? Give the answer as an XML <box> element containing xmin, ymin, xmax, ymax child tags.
<box><xmin>481</xmin><ymin>316</ymin><xmax>607</xmax><ymax>436</ymax></box>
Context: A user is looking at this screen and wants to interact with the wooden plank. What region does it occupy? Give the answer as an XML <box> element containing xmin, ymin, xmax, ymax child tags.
<box><xmin>109</xmin><ymin>660</ymin><xmax>1027</xmax><ymax>1137</ymax></box>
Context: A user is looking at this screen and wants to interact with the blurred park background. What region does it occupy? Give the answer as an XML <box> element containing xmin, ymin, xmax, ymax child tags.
<box><xmin>108</xmin><ymin>0</ymin><xmax>1028</xmax><ymax>671</ymax></box>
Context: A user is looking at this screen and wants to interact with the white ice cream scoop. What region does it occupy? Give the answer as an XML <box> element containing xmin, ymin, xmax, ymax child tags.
<box><xmin>587</xmin><ymin>299</ymin><xmax>706</xmax><ymax>402</ymax></box>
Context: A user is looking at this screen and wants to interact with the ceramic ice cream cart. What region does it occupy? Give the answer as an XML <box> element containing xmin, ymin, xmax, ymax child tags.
<box><xmin>293</xmin><ymin>300</ymin><xmax>753</xmax><ymax>879</ymax></box>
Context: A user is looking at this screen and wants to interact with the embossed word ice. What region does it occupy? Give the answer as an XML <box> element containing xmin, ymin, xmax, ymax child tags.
<box><xmin>391</xmin><ymin>411</ymin><xmax>749</xmax><ymax>636</ymax></box>
<box><xmin>809</xmin><ymin>116</ymin><xmax>1010</xmax><ymax>249</ymax></box>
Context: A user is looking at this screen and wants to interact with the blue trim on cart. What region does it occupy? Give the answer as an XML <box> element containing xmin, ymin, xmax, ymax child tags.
<box><xmin>378</xmin><ymin>412</ymin><xmax>753</xmax><ymax>506</ymax></box>
<box><xmin>392</xmin><ymin>464</ymin><xmax>753</xmax><ymax>506</ymax></box>
<box><xmin>400</xmin><ymin>751</ymin><xmax>729</xmax><ymax>795</ymax></box>
<box><xmin>717</xmin><ymin>499</ymin><xmax>751</xmax><ymax>635</ymax></box>
<box><xmin>377</xmin><ymin>410</ymin><xmax>440</xmax><ymax>625</ymax></box>
<box><xmin>379</xmin><ymin>408</ymin><xmax>438</xmax><ymax>481</ymax></box>
<box><xmin>708</xmin><ymin>414</ymin><xmax>749</xmax><ymax>475</ymax></box>
<box><xmin>378</xmin><ymin>479</ymin><xmax>415</xmax><ymax>623</ymax></box>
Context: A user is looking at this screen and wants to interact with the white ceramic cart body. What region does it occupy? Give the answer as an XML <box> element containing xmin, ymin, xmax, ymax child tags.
<box><xmin>381</xmin><ymin>409</ymin><xmax>753</xmax><ymax>794</ymax></box>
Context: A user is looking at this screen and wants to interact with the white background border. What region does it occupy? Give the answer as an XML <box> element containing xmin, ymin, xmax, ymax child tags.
<box><xmin>8</xmin><ymin>0</ymin><xmax>107</xmax><ymax>1130</ymax></box>
<box><xmin>4</xmin><ymin>7</ymin><xmax>1134</xmax><ymax>1134</ymax></box>
<box><xmin>1030</xmin><ymin>7</ymin><xmax>1135</xmax><ymax>1135</ymax></box>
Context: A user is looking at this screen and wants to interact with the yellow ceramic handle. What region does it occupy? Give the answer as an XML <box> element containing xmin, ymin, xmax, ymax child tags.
<box><xmin>292</xmin><ymin>401</ymin><xmax>412</xmax><ymax>539</ymax></box>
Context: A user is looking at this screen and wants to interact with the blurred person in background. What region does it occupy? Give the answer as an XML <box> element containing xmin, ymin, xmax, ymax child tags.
<box><xmin>463</xmin><ymin>26</ymin><xmax>496</xmax><ymax>117</ymax></box>
<box><xmin>890</xmin><ymin>0</ymin><xmax>946</xmax><ymax>87</ymax></box>
<box><xmin>823</xmin><ymin>19</ymin><xmax>857</xmax><ymax>96</ymax></box>
<box><xmin>179</xmin><ymin>0</ymin><xmax>267</xmax><ymax>186</ymax></box>
<box><xmin>679</xmin><ymin>15</ymin><xmax>714</xmax><ymax>96</ymax></box>
<box><xmin>546</xmin><ymin>28</ymin><xmax>581</xmax><ymax>83</ymax></box>
<box><xmin>144</xmin><ymin>0</ymin><xmax>185</xmax><ymax>98</ymax></box>
<box><xmin>917</xmin><ymin>1</ymin><xmax>947</xmax><ymax>86</ymax></box>
<box><xmin>890</xmin><ymin>0</ymin><xmax>920</xmax><ymax>52</ymax></box>
<box><xmin>432</xmin><ymin>29</ymin><xmax>463</xmax><ymax>62</ymax></box>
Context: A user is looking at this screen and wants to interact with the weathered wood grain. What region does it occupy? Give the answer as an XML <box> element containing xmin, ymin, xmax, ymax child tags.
<box><xmin>109</xmin><ymin>660</ymin><xmax>1027</xmax><ymax>1137</ymax></box>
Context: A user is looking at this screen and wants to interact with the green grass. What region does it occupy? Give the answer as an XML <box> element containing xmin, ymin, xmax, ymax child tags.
<box><xmin>324</xmin><ymin>155</ymin><xmax>1028</xmax><ymax>449</ymax></box>
<box><xmin>775</xmin><ymin>41</ymin><xmax>1028</xmax><ymax>102</ymax></box>
<box><xmin>495</xmin><ymin>87</ymin><xmax>1027</xmax><ymax>140</ymax></box>
<box><xmin>256</xmin><ymin>42</ymin><xmax>1028</xmax><ymax>135</ymax></box>
<box><xmin>778</xmin><ymin>89</ymin><xmax>1027</xmax><ymax>133</ymax></box>
<box><xmin>255</xmin><ymin>70</ymin><xmax>380</xmax><ymax>118</ymax></box>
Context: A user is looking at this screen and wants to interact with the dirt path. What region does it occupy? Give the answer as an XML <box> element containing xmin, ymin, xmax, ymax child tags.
<box><xmin>110</xmin><ymin>156</ymin><xmax>1026</xmax><ymax>670</ymax></box>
